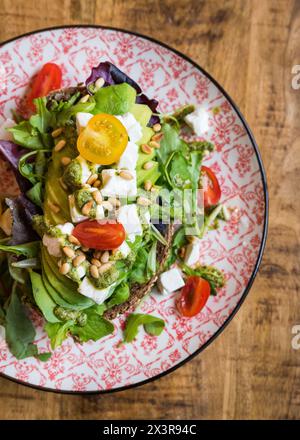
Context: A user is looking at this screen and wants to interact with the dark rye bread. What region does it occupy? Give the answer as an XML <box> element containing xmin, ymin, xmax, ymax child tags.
<box><xmin>104</xmin><ymin>224</ymin><xmax>174</xmax><ymax>320</ymax></box>
<box><xmin>46</xmin><ymin>87</ymin><xmax>175</xmax><ymax>321</ymax></box>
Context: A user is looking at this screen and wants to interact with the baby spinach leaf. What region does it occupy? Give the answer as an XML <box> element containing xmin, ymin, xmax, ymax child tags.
<box><xmin>26</xmin><ymin>182</ymin><xmax>43</xmax><ymax>207</ymax></box>
<box><xmin>30</xmin><ymin>97</ymin><xmax>56</xmax><ymax>133</ymax></box>
<box><xmin>107</xmin><ymin>283</ymin><xmax>130</xmax><ymax>308</ymax></box>
<box><xmin>93</xmin><ymin>83</ymin><xmax>136</xmax><ymax>115</ymax></box>
<box><xmin>0</xmin><ymin>241</ymin><xmax>40</xmax><ymax>258</ymax></box>
<box><xmin>5</xmin><ymin>283</ymin><xmax>37</xmax><ymax>359</ymax></box>
<box><xmin>156</xmin><ymin>123</ymin><xmax>188</xmax><ymax>164</ymax></box>
<box><xmin>124</xmin><ymin>313</ymin><xmax>165</xmax><ymax>343</ymax></box>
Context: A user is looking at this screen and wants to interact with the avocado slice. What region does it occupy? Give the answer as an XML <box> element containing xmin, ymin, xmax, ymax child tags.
<box><xmin>44</xmin><ymin>144</ymin><xmax>74</xmax><ymax>226</ymax></box>
<box><xmin>42</xmin><ymin>265</ymin><xmax>76</xmax><ymax>309</ymax></box>
<box><xmin>29</xmin><ymin>270</ymin><xmax>61</xmax><ymax>323</ymax></box>
<box><xmin>42</xmin><ymin>247</ymin><xmax>93</xmax><ymax>308</ymax></box>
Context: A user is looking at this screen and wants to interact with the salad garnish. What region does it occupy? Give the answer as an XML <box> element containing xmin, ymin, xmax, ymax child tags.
<box><xmin>0</xmin><ymin>61</ymin><xmax>228</xmax><ymax>359</ymax></box>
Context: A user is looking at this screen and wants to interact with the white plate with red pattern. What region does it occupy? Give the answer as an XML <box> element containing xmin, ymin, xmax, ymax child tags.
<box><xmin>0</xmin><ymin>26</ymin><xmax>268</xmax><ymax>393</ymax></box>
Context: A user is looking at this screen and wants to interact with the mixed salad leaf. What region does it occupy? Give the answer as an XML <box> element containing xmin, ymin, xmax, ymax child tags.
<box><xmin>0</xmin><ymin>61</ymin><xmax>229</xmax><ymax>360</ymax></box>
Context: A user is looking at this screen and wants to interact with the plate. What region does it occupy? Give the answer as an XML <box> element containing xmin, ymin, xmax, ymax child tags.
<box><xmin>0</xmin><ymin>26</ymin><xmax>268</xmax><ymax>393</ymax></box>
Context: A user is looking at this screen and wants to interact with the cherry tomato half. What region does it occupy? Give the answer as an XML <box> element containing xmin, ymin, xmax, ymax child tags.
<box><xmin>77</xmin><ymin>113</ymin><xmax>128</xmax><ymax>165</ymax></box>
<box><xmin>177</xmin><ymin>276</ymin><xmax>210</xmax><ymax>317</ymax></box>
<box><xmin>27</xmin><ymin>63</ymin><xmax>62</xmax><ymax>112</ymax></box>
<box><xmin>201</xmin><ymin>166</ymin><xmax>221</xmax><ymax>208</ymax></box>
<box><xmin>73</xmin><ymin>220</ymin><xmax>125</xmax><ymax>250</ymax></box>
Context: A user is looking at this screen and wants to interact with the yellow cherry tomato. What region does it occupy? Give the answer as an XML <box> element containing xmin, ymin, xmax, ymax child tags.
<box><xmin>77</xmin><ymin>113</ymin><xmax>128</xmax><ymax>165</ymax></box>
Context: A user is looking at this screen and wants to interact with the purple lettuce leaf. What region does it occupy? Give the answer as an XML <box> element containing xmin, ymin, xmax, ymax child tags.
<box><xmin>0</xmin><ymin>140</ymin><xmax>31</xmax><ymax>193</ymax></box>
<box><xmin>6</xmin><ymin>195</ymin><xmax>40</xmax><ymax>245</ymax></box>
<box><xmin>85</xmin><ymin>61</ymin><xmax>160</xmax><ymax>126</ymax></box>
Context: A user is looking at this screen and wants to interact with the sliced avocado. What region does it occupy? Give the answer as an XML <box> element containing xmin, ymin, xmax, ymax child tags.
<box><xmin>29</xmin><ymin>270</ymin><xmax>60</xmax><ymax>323</ymax></box>
<box><xmin>137</xmin><ymin>162</ymin><xmax>161</xmax><ymax>186</ymax></box>
<box><xmin>137</xmin><ymin>150</ymin><xmax>156</xmax><ymax>168</ymax></box>
<box><xmin>42</xmin><ymin>247</ymin><xmax>94</xmax><ymax>308</ymax></box>
<box><xmin>42</xmin><ymin>266</ymin><xmax>76</xmax><ymax>309</ymax></box>
<box><xmin>138</xmin><ymin>126</ymin><xmax>154</xmax><ymax>146</ymax></box>
<box><xmin>44</xmin><ymin>144</ymin><xmax>74</xmax><ymax>226</ymax></box>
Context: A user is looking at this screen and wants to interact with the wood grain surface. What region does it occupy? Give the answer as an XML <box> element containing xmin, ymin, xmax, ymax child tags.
<box><xmin>0</xmin><ymin>0</ymin><xmax>300</xmax><ymax>420</ymax></box>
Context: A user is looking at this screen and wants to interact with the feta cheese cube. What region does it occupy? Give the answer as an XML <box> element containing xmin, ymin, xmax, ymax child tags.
<box><xmin>116</xmin><ymin>112</ymin><xmax>142</xmax><ymax>143</ymax></box>
<box><xmin>42</xmin><ymin>234</ymin><xmax>62</xmax><ymax>258</ymax></box>
<box><xmin>0</xmin><ymin>118</ymin><xmax>15</xmax><ymax>141</ymax></box>
<box><xmin>75</xmin><ymin>264</ymin><xmax>87</xmax><ymax>280</ymax></box>
<box><xmin>158</xmin><ymin>267</ymin><xmax>185</xmax><ymax>295</ymax></box>
<box><xmin>95</xmin><ymin>204</ymin><xmax>105</xmax><ymax>220</ymax></box>
<box><xmin>69</xmin><ymin>194</ymin><xmax>88</xmax><ymax>224</ymax></box>
<box><xmin>184</xmin><ymin>239</ymin><xmax>201</xmax><ymax>267</ymax></box>
<box><xmin>101</xmin><ymin>169</ymin><xmax>137</xmax><ymax>197</ymax></box>
<box><xmin>78</xmin><ymin>277</ymin><xmax>116</xmax><ymax>305</ymax></box>
<box><xmin>76</xmin><ymin>112</ymin><xmax>93</xmax><ymax>134</ymax></box>
<box><xmin>184</xmin><ymin>107</ymin><xmax>209</xmax><ymax>136</ymax></box>
<box><xmin>117</xmin><ymin>204</ymin><xmax>142</xmax><ymax>236</ymax></box>
<box><xmin>117</xmin><ymin>141</ymin><xmax>138</xmax><ymax>171</ymax></box>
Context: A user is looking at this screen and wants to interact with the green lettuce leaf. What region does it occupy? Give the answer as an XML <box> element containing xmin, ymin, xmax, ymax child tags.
<box><xmin>124</xmin><ymin>313</ymin><xmax>165</xmax><ymax>343</ymax></box>
<box><xmin>8</xmin><ymin>121</ymin><xmax>44</xmax><ymax>150</ymax></box>
<box><xmin>0</xmin><ymin>241</ymin><xmax>40</xmax><ymax>258</ymax></box>
<box><xmin>70</xmin><ymin>309</ymin><xmax>114</xmax><ymax>343</ymax></box>
<box><xmin>107</xmin><ymin>283</ymin><xmax>130</xmax><ymax>308</ymax></box>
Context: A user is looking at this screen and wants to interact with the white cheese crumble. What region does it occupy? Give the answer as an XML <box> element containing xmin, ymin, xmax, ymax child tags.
<box><xmin>184</xmin><ymin>107</ymin><xmax>209</xmax><ymax>136</ymax></box>
<box><xmin>117</xmin><ymin>204</ymin><xmax>143</xmax><ymax>236</ymax></box>
<box><xmin>158</xmin><ymin>267</ymin><xmax>185</xmax><ymax>295</ymax></box>
<box><xmin>101</xmin><ymin>169</ymin><xmax>137</xmax><ymax>197</ymax></box>
<box><xmin>78</xmin><ymin>277</ymin><xmax>116</xmax><ymax>305</ymax></box>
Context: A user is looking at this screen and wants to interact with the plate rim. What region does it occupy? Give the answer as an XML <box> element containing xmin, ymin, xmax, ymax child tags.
<box><xmin>0</xmin><ymin>24</ymin><xmax>269</xmax><ymax>395</ymax></box>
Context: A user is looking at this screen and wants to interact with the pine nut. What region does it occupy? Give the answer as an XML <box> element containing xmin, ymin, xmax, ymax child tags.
<box><xmin>93</xmin><ymin>179</ymin><xmax>101</xmax><ymax>188</ymax></box>
<box><xmin>151</xmin><ymin>132</ymin><xmax>164</xmax><ymax>142</ymax></box>
<box><xmin>54</xmin><ymin>139</ymin><xmax>66</xmax><ymax>152</ymax></box>
<box><xmin>102</xmin><ymin>201</ymin><xmax>113</xmax><ymax>211</ymax></box>
<box><xmin>93</xmin><ymin>250</ymin><xmax>102</xmax><ymax>259</ymax></box>
<box><xmin>61</xmin><ymin>156</ymin><xmax>71</xmax><ymax>166</ymax></box>
<box><xmin>119</xmin><ymin>170</ymin><xmax>133</xmax><ymax>180</ymax></box>
<box><xmin>99</xmin><ymin>262</ymin><xmax>113</xmax><ymax>274</ymax></box>
<box><xmin>69</xmin><ymin>234</ymin><xmax>80</xmax><ymax>245</ymax></box>
<box><xmin>59</xmin><ymin>262</ymin><xmax>70</xmax><ymax>275</ymax></box>
<box><xmin>59</xmin><ymin>177</ymin><xmax>68</xmax><ymax>191</ymax></box>
<box><xmin>82</xmin><ymin>200</ymin><xmax>94</xmax><ymax>216</ymax></box>
<box><xmin>100</xmin><ymin>251</ymin><xmax>110</xmax><ymax>263</ymax></box>
<box><xmin>149</xmin><ymin>140</ymin><xmax>160</xmax><ymax>149</ymax></box>
<box><xmin>108</xmin><ymin>197</ymin><xmax>120</xmax><ymax>208</ymax></box>
<box><xmin>143</xmin><ymin>161</ymin><xmax>154</xmax><ymax>170</ymax></box>
<box><xmin>87</xmin><ymin>173</ymin><xmax>98</xmax><ymax>185</ymax></box>
<box><xmin>51</xmin><ymin>127</ymin><xmax>63</xmax><ymax>138</ymax></box>
<box><xmin>48</xmin><ymin>201</ymin><xmax>60</xmax><ymax>213</ymax></box>
<box><xmin>90</xmin><ymin>265</ymin><xmax>99</xmax><ymax>279</ymax></box>
<box><xmin>92</xmin><ymin>190</ymin><xmax>103</xmax><ymax>205</ymax></box>
<box><xmin>95</xmin><ymin>77</ymin><xmax>105</xmax><ymax>89</ymax></box>
<box><xmin>141</xmin><ymin>144</ymin><xmax>153</xmax><ymax>155</ymax></box>
<box><xmin>144</xmin><ymin>180</ymin><xmax>152</xmax><ymax>191</ymax></box>
<box><xmin>73</xmin><ymin>254</ymin><xmax>86</xmax><ymax>267</ymax></box>
<box><xmin>63</xmin><ymin>246</ymin><xmax>75</xmax><ymax>259</ymax></box>
<box><xmin>102</xmin><ymin>174</ymin><xmax>111</xmax><ymax>185</ymax></box>
<box><xmin>91</xmin><ymin>258</ymin><xmax>101</xmax><ymax>267</ymax></box>
<box><xmin>137</xmin><ymin>196</ymin><xmax>152</xmax><ymax>206</ymax></box>
<box><xmin>82</xmin><ymin>183</ymin><xmax>91</xmax><ymax>189</ymax></box>
<box><xmin>80</xmin><ymin>94</ymin><xmax>90</xmax><ymax>103</ymax></box>
<box><xmin>153</xmin><ymin>123</ymin><xmax>162</xmax><ymax>132</ymax></box>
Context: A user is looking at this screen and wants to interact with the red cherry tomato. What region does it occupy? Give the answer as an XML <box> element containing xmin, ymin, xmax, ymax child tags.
<box><xmin>73</xmin><ymin>220</ymin><xmax>126</xmax><ymax>250</ymax></box>
<box><xmin>177</xmin><ymin>276</ymin><xmax>211</xmax><ymax>317</ymax></box>
<box><xmin>201</xmin><ymin>166</ymin><xmax>221</xmax><ymax>208</ymax></box>
<box><xmin>27</xmin><ymin>63</ymin><xmax>62</xmax><ymax>112</ymax></box>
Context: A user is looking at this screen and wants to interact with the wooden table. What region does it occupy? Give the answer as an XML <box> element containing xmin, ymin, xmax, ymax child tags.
<box><xmin>0</xmin><ymin>0</ymin><xmax>299</xmax><ymax>420</ymax></box>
